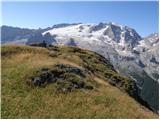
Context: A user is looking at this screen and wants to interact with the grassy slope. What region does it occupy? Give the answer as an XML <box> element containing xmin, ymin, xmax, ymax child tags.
<box><xmin>1</xmin><ymin>45</ymin><xmax>158</xmax><ymax>119</ymax></box>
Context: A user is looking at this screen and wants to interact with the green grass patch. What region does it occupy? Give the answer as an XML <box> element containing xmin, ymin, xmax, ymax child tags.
<box><xmin>1</xmin><ymin>45</ymin><xmax>158</xmax><ymax>119</ymax></box>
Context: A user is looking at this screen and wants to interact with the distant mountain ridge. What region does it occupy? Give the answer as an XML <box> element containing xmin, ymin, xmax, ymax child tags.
<box><xmin>1</xmin><ymin>22</ymin><xmax>159</xmax><ymax>111</ymax></box>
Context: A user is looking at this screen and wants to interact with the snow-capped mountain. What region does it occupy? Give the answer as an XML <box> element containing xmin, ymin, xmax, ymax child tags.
<box><xmin>1</xmin><ymin>22</ymin><xmax>159</xmax><ymax>111</ymax></box>
<box><xmin>43</xmin><ymin>22</ymin><xmax>141</xmax><ymax>51</ymax></box>
<box><xmin>135</xmin><ymin>33</ymin><xmax>159</xmax><ymax>81</ymax></box>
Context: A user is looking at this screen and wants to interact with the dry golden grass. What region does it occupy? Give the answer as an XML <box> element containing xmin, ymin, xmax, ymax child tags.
<box><xmin>1</xmin><ymin>45</ymin><xmax>158</xmax><ymax>119</ymax></box>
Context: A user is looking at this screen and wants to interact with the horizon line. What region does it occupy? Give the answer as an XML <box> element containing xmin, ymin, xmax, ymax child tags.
<box><xmin>1</xmin><ymin>22</ymin><xmax>158</xmax><ymax>37</ymax></box>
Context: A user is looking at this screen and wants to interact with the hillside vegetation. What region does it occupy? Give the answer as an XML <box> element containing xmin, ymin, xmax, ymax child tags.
<box><xmin>1</xmin><ymin>45</ymin><xmax>158</xmax><ymax>118</ymax></box>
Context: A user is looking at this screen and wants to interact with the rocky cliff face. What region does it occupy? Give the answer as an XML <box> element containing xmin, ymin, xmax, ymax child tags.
<box><xmin>135</xmin><ymin>33</ymin><xmax>159</xmax><ymax>81</ymax></box>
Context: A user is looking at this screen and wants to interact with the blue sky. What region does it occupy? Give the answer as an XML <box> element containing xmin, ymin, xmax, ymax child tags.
<box><xmin>2</xmin><ymin>1</ymin><xmax>159</xmax><ymax>37</ymax></box>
